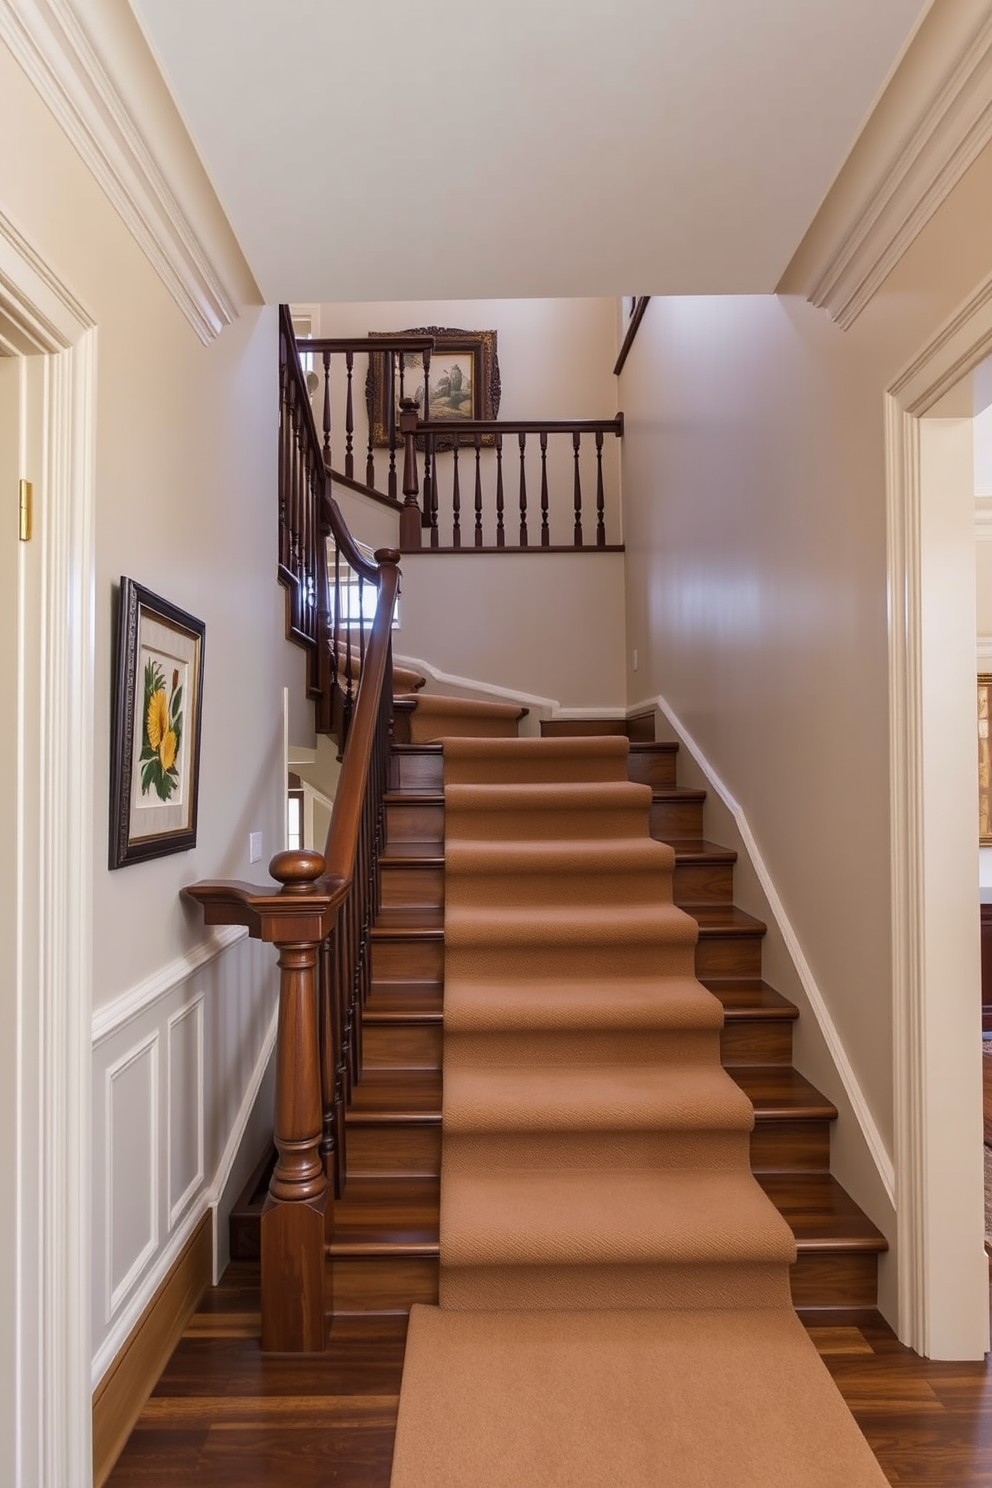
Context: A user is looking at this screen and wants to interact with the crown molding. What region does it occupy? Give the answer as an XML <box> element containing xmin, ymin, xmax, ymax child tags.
<box><xmin>0</xmin><ymin>0</ymin><xmax>241</xmax><ymax>343</ymax></box>
<box><xmin>782</xmin><ymin>1</ymin><xmax>992</xmax><ymax>331</ymax></box>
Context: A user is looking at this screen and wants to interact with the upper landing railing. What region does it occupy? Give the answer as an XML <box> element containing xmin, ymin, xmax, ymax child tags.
<box><xmin>296</xmin><ymin>332</ymin><xmax>624</xmax><ymax>552</ymax></box>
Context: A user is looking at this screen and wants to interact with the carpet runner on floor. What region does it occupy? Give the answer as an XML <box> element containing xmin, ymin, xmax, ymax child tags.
<box><xmin>389</xmin><ymin>735</ymin><xmax>888</xmax><ymax>1488</ymax></box>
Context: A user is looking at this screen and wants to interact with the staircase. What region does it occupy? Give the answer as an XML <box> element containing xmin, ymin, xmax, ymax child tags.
<box><xmin>283</xmin><ymin>706</ymin><xmax>887</xmax><ymax>1324</ymax></box>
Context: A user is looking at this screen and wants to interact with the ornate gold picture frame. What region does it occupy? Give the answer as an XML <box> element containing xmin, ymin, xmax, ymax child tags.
<box><xmin>366</xmin><ymin>326</ymin><xmax>500</xmax><ymax>449</ymax></box>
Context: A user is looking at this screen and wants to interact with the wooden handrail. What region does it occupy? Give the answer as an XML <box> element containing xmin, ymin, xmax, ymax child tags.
<box><xmin>186</xmin><ymin>311</ymin><xmax>403</xmax><ymax>1353</ymax></box>
<box><xmin>415</xmin><ymin>416</ymin><xmax>624</xmax><ymax>436</ymax></box>
<box><xmin>297</xmin><ymin>335</ymin><xmax>435</xmax><ymax>355</ymax></box>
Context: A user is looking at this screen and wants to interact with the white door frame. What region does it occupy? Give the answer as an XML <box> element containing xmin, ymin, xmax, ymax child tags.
<box><xmin>0</xmin><ymin>208</ymin><xmax>96</xmax><ymax>1483</ymax></box>
<box><xmin>888</xmin><ymin>278</ymin><xmax>992</xmax><ymax>1360</ymax></box>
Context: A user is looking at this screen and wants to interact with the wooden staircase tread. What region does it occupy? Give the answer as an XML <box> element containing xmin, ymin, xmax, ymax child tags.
<box><xmin>336</xmin><ymin>1174</ymin><xmax>440</xmax><ymax>1213</ymax></box>
<box><xmin>688</xmin><ymin>905</ymin><xmax>767</xmax><ymax>935</ymax></box>
<box><xmin>661</xmin><ymin>838</ymin><xmax>738</xmax><ymax>863</ymax></box>
<box><xmin>756</xmin><ymin>1173</ymin><xmax>888</xmax><ymax>1250</ymax></box>
<box><xmin>370</xmin><ymin>976</ymin><xmax>443</xmax><ymax>1000</ymax></box>
<box><xmin>731</xmin><ymin>1065</ymin><xmax>838</xmax><ymax>1119</ymax></box>
<box><xmin>381</xmin><ymin>841</ymin><xmax>445</xmax><ymax>864</ymax></box>
<box><xmin>330</xmin><ymin>1236</ymin><xmax>440</xmax><ymax>1257</ymax></box>
<box><xmin>702</xmin><ymin>978</ymin><xmax>799</xmax><ymax>1014</ymax></box>
<box><xmin>628</xmin><ymin>742</ymin><xmax>678</xmax><ymax>754</ymax></box>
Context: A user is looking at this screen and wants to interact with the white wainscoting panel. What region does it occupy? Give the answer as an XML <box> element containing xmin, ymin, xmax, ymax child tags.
<box><xmin>167</xmin><ymin>996</ymin><xmax>204</xmax><ymax>1230</ymax></box>
<box><xmin>105</xmin><ymin>1032</ymin><xmax>159</xmax><ymax>1320</ymax></box>
<box><xmin>92</xmin><ymin>931</ymin><xmax>279</xmax><ymax>1386</ymax></box>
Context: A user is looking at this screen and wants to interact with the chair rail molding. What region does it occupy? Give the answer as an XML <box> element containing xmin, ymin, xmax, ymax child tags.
<box><xmin>0</xmin><ymin>0</ymin><xmax>243</xmax><ymax>343</ymax></box>
<box><xmin>91</xmin><ymin>926</ymin><xmax>248</xmax><ymax>1046</ymax></box>
<box><xmin>781</xmin><ymin>0</ymin><xmax>992</xmax><ymax>330</ymax></box>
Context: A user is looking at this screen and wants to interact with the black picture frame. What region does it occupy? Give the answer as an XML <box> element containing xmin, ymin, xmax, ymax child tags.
<box><xmin>109</xmin><ymin>578</ymin><xmax>205</xmax><ymax>869</ymax></box>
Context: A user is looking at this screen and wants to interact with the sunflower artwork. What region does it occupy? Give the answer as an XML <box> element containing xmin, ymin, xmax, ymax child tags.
<box><xmin>141</xmin><ymin>658</ymin><xmax>184</xmax><ymax>802</ymax></box>
<box><xmin>110</xmin><ymin>578</ymin><xmax>204</xmax><ymax>868</ymax></box>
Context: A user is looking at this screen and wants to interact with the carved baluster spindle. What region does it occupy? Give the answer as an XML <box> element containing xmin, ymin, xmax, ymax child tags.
<box><xmin>495</xmin><ymin>432</ymin><xmax>505</xmax><ymax>548</ymax></box>
<box><xmin>262</xmin><ymin>849</ymin><xmax>329</xmax><ymax>1353</ymax></box>
<box><xmin>366</xmin><ymin>351</ymin><xmax>376</xmax><ymax>489</ymax></box>
<box><xmin>342</xmin><ymin>563</ymin><xmax>355</xmax><ymax>751</ymax></box>
<box><xmin>357</xmin><ymin>575</ymin><xmax>366</xmax><ymax>671</ymax></box>
<box><xmin>322</xmin><ymin>350</ymin><xmax>332</xmax><ymax>468</ymax></box>
<box><xmin>345</xmin><ymin>351</ymin><xmax>355</xmax><ymax>481</ymax></box>
<box><xmin>595</xmin><ymin>430</ymin><xmax>606</xmax><ymax>546</ymax></box>
<box><xmin>332</xmin><ymin>913</ymin><xmax>348</xmax><ymax>1170</ymax></box>
<box><xmin>518</xmin><ymin>431</ymin><xmax>528</xmax><ymax>546</ymax></box>
<box><xmin>474</xmin><ymin>434</ymin><xmax>483</xmax><ymax>547</ymax></box>
<box><xmin>451</xmin><ymin>434</ymin><xmax>461</xmax><ymax>548</ymax></box>
<box><xmin>387</xmin><ymin>352</ymin><xmax>399</xmax><ymax>502</ymax></box>
<box><xmin>287</xmin><ymin>378</ymin><xmax>299</xmax><ymax>574</ymax></box>
<box><xmin>399</xmin><ymin>396</ymin><xmax>422</xmax><ymax>549</ymax></box>
<box><xmin>540</xmin><ymin>431</ymin><xmax>550</xmax><ymax>546</ymax></box>
<box><xmin>422</xmin><ymin>433</ymin><xmax>437</xmax><ymax>546</ymax></box>
<box><xmin>573</xmin><ymin>429</ymin><xmax>583</xmax><ymax>547</ymax></box>
<box><xmin>318</xmin><ymin>931</ymin><xmax>339</xmax><ymax>1194</ymax></box>
<box><xmin>421</xmin><ymin>346</ymin><xmax>431</xmax><ymax>421</ymax></box>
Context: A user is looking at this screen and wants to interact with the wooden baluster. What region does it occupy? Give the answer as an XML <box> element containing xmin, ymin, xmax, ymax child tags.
<box><xmin>287</xmin><ymin>378</ymin><xmax>299</xmax><ymax>575</ymax></box>
<box><xmin>495</xmin><ymin>432</ymin><xmax>505</xmax><ymax>548</ymax></box>
<box><xmin>366</xmin><ymin>351</ymin><xmax>376</xmax><ymax>490</ymax></box>
<box><xmin>595</xmin><ymin>430</ymin><xmax>606</xmax><ymax>546</ymax></box>
<box><xmin>387</xmin><ymin>352</ymin><xmax>398</xmax><ymax>502</ymax></box>
<box><xmin>423</xmin><ymin>434</ymin><xmax>434</xmax><ymax>545</ymax></box>
<box><xmin>399</xmin><ymin>396</ymin><xmax>422</xmax><ymax>549</ymax></box>
<box><xmin>261</xmin><ymin>849</ymin><xmax>329</xmax><ymax>1353</ymax></box>
<box><xmin>318</xmin><ymin>931</ymin><xmax>339</xmax><ymax>1195</ymax></box>
<box><xmin>421</xmin><ymin>347</ymin><xmax>431</xmax><ymax>422</ymax></box>
<box><xmin>573</xmin><ymin>429</ymin><xmax>583</xmax><ymax>547</ymax></box>
<box><xmin>518</xmin><ymin>431</ymin><xmax>528</xmax><ymax>546</ymax></box>
<box><xmin>357</xmin><ymin>575</ymin><xmax>366</xmax><ymax>670</ymax></box>
<box><xmin>540</xmin><ymin>430</ymin><xmax>550</xmax><ymax>546</ymax></box>
<box><xmin>341</xmin><ymin>564</ymin><xmax>355</xmax><ymax>751</ymax></box>
<box><xmin>322</xmin><ymin>351</ymin><xmax>331</xmax><ymax>468</ymax></box>
<box><xmin>451</xmin><ymin>434</ymin><xmax>462</xmax><ymax>547</ymax></box>
<box><xmin>474</xmin><ymin>434</ymin><xmax>483</xmax><ymax>547</ymax></box>
<box><xmin>344</xmin><ymin>351</ymin><xmax>355</xmax><ymax>481</ymax></box>
<box><xmin>332</xmin><ymin>909</ymin><xmax>348</xmax><ymax>1174</ymax></box>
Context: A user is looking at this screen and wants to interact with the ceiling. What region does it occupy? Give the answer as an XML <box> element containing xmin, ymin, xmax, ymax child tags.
<box><xmin>128</xmin><ymin>0</ymin><xmax>932</xmax><ymax>304</ymax></box>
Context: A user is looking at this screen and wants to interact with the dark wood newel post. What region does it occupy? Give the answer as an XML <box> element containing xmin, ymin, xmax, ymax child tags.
<box><xmin>398</xmin><ymin>396</ymin><xmax>422</xmax><ymax>549</ymax></box>
<box><xmin>261</xmin><ymin>849</ymin><xmax>330</xmax><ymax>1353</ymax></box>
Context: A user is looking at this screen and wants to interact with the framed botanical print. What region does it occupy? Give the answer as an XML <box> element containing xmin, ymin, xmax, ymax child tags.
<box><xmin>109</xmin><ymin>578</ymin><xmax>205</xmax><ymax>868</ymax></box>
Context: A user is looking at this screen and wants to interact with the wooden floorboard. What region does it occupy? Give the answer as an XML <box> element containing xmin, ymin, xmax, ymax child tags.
<box><xmin>105</xmin><ymin>1262</ymin><xmax>992</xmax><ymax>1488</ymax></box>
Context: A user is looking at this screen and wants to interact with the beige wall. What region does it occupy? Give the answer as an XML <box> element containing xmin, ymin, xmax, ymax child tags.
<box><xmin>0</xmin><ymin>36</ymin><xmax>304</xmax><ymax>1385</ymax></box>
<box><xmin>619</xmin><ymin>139</ymin><xmax>992</xmax><ymax>1233</ymax></box>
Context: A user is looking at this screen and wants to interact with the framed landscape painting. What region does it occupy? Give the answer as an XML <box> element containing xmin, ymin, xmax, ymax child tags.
<box><xmin>367</xmin><ymin>326</ymin><xmax>500</xmax><ymax>449</ymax></box>
<box><xmin>109</xmin><ymin>578</ymin><xmax>205</xmax><ymax>868</ymax></box>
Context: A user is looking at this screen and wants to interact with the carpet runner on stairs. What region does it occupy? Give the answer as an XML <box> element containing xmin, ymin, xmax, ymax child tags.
<box><xmin>389</xmin><ymin>735</ymin><xmax>887</xmax><ymax>1488</ymax></box>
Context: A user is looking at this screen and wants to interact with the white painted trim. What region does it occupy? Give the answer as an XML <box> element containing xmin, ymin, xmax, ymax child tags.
<box><xmin>975</xmin><ymin>497</ymin><xmax>992</xmax><ymax>538</ymax></box>
<box><xmin>806</xmin><ymin>5</ymin><xmax>992</xmax><ymax>330</ymax></box>
<box><xmin>2</xmin><ymin>187</ymin><xmax>97</xmax><ymax>1487</ymax></box>
<box><xmin>90</xmin><ymin>1188</ymin><xmax>205</xmax><ymax>1391</ymax></box>
<box><xmin>105</xmin><ymin>1032</ymin><xmax>159</xmax><ymax>1320</ymax></box>
<box><xmin>0</xmin><ymin>0</ymin><xmax>239</xmax><ymax>344</ymax></box>
<box><xmin>978</xmin><ymin>634</ymin><xmax>992</xmax><ymax>668</ymax></box>
<box><xmin>630</xmin><ymin>689</ymin><xmax>896</xmax><ymax>1202</ymax></box>
<box><xmin>166</xmin><ymin>996</ymin><xmax>204</xmax><ymax>1231</ymax></box>
<box><xmin>395</xmin><ymin>654</ymin><xmax>626</xmax><ymax>720</ymax></box>
<box><xmin>91</xmin><ymin>926</ymin><xmax>247</xmax><ymax>1046</ymax></box>
<box><xmin>886</xmin><ymin>268</ymin><xmax>992</xmax><ymax>1359</ymax></box>
<box><xmin>207</xmin><ymin>1001</ymin><xmax>278</xmax><ymax>1284</ymax></box>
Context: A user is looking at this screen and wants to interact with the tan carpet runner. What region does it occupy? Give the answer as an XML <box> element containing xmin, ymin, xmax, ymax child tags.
<box><xmin>389</xmin><ymin>734</ymin><xmax>887</xmax><ymax>1488</ymax></box>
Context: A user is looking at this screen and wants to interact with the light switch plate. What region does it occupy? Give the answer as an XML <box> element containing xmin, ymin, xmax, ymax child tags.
<box><xmin>249</xmin><ymin>831</ymin><xmax>263</xmax><ymax>864</ymax></box>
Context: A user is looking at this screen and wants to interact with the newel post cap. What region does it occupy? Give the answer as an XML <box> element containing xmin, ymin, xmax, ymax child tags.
<box><xmin>269</xmin><ymin>849</ymin><xmax>326</xmax><ymax>894</ymax></box>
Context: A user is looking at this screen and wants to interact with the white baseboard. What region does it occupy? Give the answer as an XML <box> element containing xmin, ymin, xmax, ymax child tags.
<box><xmin>631</xmin><ymin>690</ymin><xmax>896</xmax><ymax>1203</ymax></box>
<box><xmin>394</xmin><ymin>654</ymin><xmax>627</xmax><ymax>722</ymax></box>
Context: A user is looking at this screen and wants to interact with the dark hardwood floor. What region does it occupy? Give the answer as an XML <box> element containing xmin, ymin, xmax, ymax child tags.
<box><xmin>105</xmin><ymin>1263</ymin><xmax>992</xmax><ymax>1488</ymax></box>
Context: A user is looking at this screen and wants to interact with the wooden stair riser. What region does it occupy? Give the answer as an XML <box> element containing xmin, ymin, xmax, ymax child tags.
<box><xmin>749</xmin><ymin>1119</ymin><xmax>830</xmax><ymax>1173</ymax></box>
<box><xmin>693</xmin><ymin>931</ymin><xmax>764</xmax><ymax>978</ymax></box>
<box><xmin>345</xmin><ymin>1121</ymin><xmax>441</xmax><ymax>1177</ymax></box>
<box><xmin>363</xmin><ymin>1021</ymin><xmax>443</xmax><ymax>1070</ymax></box>
<box><xmin>385</xmin><ymin>799</ymin><xmax>444</xmax><ymax>845</ymax></box>
<box><xmin>390</xmin><ymin>743</ymin><xmax>679</xmax><ymax>794</ymax></box>
<box><xmin>649</xmin><ymin>796</ymin><xmax>705</xmax><ymax>838</ymax></box>
<box><xmin>720</xmin><ymin>1019</ymin><xmax>794</xmax><ymax>1065</ymax></box>
<box><xmin>328</xmin><ymin>1253</ymin><xmax>439</xmax><ymax>1313</ymax></box>
<box><xmin>789</xmin><ymin>1252</ymin><xmax>881</xmax><ymax>1310</ymax></box>
<box><xmin>372</xmin><ymin>935</ymin><xmax>443</xmax><ymax>981</ymax></box>
<box><xmin>380</xmin><ymin>861</ymin><xmax>445</xmax><ymax>909</ymax></box>
<box><xmin>673</xmin><ymin>861</ymin><xmax>735</xmax><ymax>904</ymax></box>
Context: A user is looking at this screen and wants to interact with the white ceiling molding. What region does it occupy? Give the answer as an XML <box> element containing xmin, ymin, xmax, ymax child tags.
<box><xmin>0</xmin><ymin>0</ymin><xmax>239</xmax><ymax>343</ymax></box>
<box><xmin>977</xmin><ymin>635</ymin><xmax>992</xmax><ymax>667</ymax></box>
<box><xmin>799</xmin><ymin>4</ymin><xmax>992</xmax><ymax>331</ymax></box>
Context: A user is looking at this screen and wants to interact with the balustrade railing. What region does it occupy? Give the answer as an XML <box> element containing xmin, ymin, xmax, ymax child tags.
<box><xmin>185</xmin><ymin>311</ymin><xmax>401</xmax><ymax>1352</ymax></box>
<box><xmin>297</xmin><ymin>333</ymin><xmax>625</xmax><ymax>550</ymax></box>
